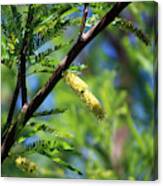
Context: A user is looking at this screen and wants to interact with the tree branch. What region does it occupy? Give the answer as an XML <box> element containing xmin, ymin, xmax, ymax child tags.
<box><xmin>1</xmin><ymin>2</ymin><xmax>130</xmax><ymax>163</ymax></box>
<box><xmin>2</xmin><ymin>5</ymin><xmax>34</xmax><ymax>141</ymax></box>
<box><xmin>6</xmin><ymin>80</ymin><xmax>19</xmax><ymax>124</ymax></box>
<box><xmin>2</xmin><ymin>74</ymin><xmax>20</xmax><ymax>141</ymax></box>
<box><xmin>20</xmin><ymin>5</ymin><xmax>34</xmax><ymax>106</ymax></box>
<box><xmin>78</xmin><ymin>3</ymin><xmax>89</xmax><ymax>39</ymax></box>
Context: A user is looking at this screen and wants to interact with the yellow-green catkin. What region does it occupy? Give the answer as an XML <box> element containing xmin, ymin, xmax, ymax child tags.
<box><xmin>64</xmin><ymin>71</ymin><xmax>88</xmax><ymax>94</ymax></box>
<box><xmin>64</xmin><ymin>71</ymin><xmax>105</xmax><ymax>119</ymax></box>
<box><xmin>15</xmin><ymin>156</ymin><xmax>37</xmax><ymax>173</ymax></box>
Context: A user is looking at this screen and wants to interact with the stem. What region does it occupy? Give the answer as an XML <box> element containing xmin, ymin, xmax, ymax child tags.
<box><xmin>2</xmin><ymin>74</ymin><xmax>20</xmax><ymax>142</ymax></box>
<box><xmin>78</xmin><ymin>3</ymin><xmax>89</xmax><ymax>39</ymax></box>
<box><xmin>2</xmin><ymin>5</ymin><xmax>34</xmax><ymax>141</ymax></box>
<box><xmin>20</xmin><ymin>5</ymin><xmax>34</xmax><ymax>106</ymax></box>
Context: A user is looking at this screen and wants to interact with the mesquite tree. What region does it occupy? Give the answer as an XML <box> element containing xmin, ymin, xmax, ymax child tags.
<box><xmin>1</xmin><ymin>2</ymin><xmax>157</xmax><ymax>180</ymax></box>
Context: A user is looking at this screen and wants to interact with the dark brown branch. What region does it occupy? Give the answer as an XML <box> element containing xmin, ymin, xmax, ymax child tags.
<box><xmin>6</xmin><ymin>80</ymin><xmax>19</xmax><ymax>124</ymax></box>
<box><xmin>2</xmin><ymin>74</ymin><xmax>20</xmax><ymax>141</ymax></box>
<box><xmin>1</xmin><ymin>2</ymin><xmax>130</xmax><ymax>163</ymax></box>
<box><xmin>78</xmin><ymin>3</ymin><xmax>89</xmax><ymax>39</ymax></box>
<box><xmin>1</xmin><ymin>111</ymin><xmax>26</xmax><ymax>162</ymax></box>
<box><xmin>20</xmin><ymin>5</ymin><xmax>34</xmax><ymax>106</ymax></box>
<box><xmin>2</xmin><ymin>6</ymin><xmax>34</xmax><ymax>141</ymax></box>
<box><xmin>1</xmin><ymin>124</ymin><xmax>17</xmax><ymax>162</ymax></box>
<box><xmin>2</xmin><ymin>5</ymin><xmax>22</xmax><ymax>140</ymax></box>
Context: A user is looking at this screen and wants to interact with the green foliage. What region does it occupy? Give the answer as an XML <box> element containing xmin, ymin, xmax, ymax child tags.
<box><xmin>112</xmin><ymin>17</ymin><xmax>150</xmax><ymax>46</ymax></box>
<box><xmin>1</xmin><ymin>2</ymin><xmax>157</xmax><ymax>180</ymax></box>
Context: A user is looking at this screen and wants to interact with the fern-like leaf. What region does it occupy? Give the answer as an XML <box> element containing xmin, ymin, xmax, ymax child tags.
<box><xmin>112</xmin><ymin>17</ymin><xmax>150</xmax><ymax>46</ymax></box>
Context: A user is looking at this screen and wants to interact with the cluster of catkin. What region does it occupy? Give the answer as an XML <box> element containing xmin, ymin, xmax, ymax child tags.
<box><xmin>64</xmin><ymin>71</ymin><xmax>105</xmax><ymax>120</ymax></box>
<box><xmin>15</xmin><ymin>156</ymin><xmax>37</xmax><ymax>173</ymax></box>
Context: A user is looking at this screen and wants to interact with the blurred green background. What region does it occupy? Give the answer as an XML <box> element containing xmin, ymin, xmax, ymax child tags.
<box><xmin>1</xmin><ymin>2</ymin><xmax>157</xmax><ymax>180</ymax></box>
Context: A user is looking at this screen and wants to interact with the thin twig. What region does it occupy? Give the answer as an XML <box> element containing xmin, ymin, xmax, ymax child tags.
<box><xmin>20</xmin><ymin>5</ymin><xmax>34</xmax><ymax>106</ymax></box>
<box><xmin>1</xmin><ymin>2</ymin><xmax>130</xmax><ymax>163</ymax></box>
<box><xmin>2</xmin><ymin>74</ymin><xmax>20</xmax><ymax>141</ymax></box>
<box><xmin>6</xmin><ymin>80</ymin><xmax>19</xmax><ymax>125</ymax></box>
<box><xmin>2</xmin><ymin>6</ymin><xmax>34</xmax><ymax>141</ymax></box>
<box><xmin>78</xmin><ymin>3</ymin><xmax>89</xmax><ymax>40</ymax></box>
<box><xmin>2</xmin><ymin>5</ymin><xmax>23</xmax><ymax>139</ymax></box>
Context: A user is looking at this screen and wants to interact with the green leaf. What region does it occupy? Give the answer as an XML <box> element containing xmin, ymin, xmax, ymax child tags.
<box><xmin>53</xmin><ymin>157</ymin><xmax>83</xmax><ymax>175</ymax></box>
<box><xmin>32</xmin><ymin>108</ymin><xmax>67</xmax><ymax>117</ymax></box>
<box><xmin>69</xmin><ymin>64</ymin><xmax>87</xmax><ymax>72</ymax></box>
<box><xmin>27</xmin><ymin>63</ymin><xmax>54</xmax><ymax>75</ymax></box>
<box><xmin>112</xmin><ymin>17</ymin><xmax>150</xmax><ymax>46</ymax></box>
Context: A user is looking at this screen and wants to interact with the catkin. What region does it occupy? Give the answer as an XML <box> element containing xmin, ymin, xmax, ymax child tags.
<box><xmin>15</xmin><ymin>156</ymin><xmax>37</xmax><ymax>173</ymax></box>
<box><xmin>64</xmin><ymin>71</ymin><xmax>105</xmax><ymax>119</ymax></box>
<box><xmin>64</xmin><ymin>71</ymin><xmax>88</xmax><ymax>94</ymax></box>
